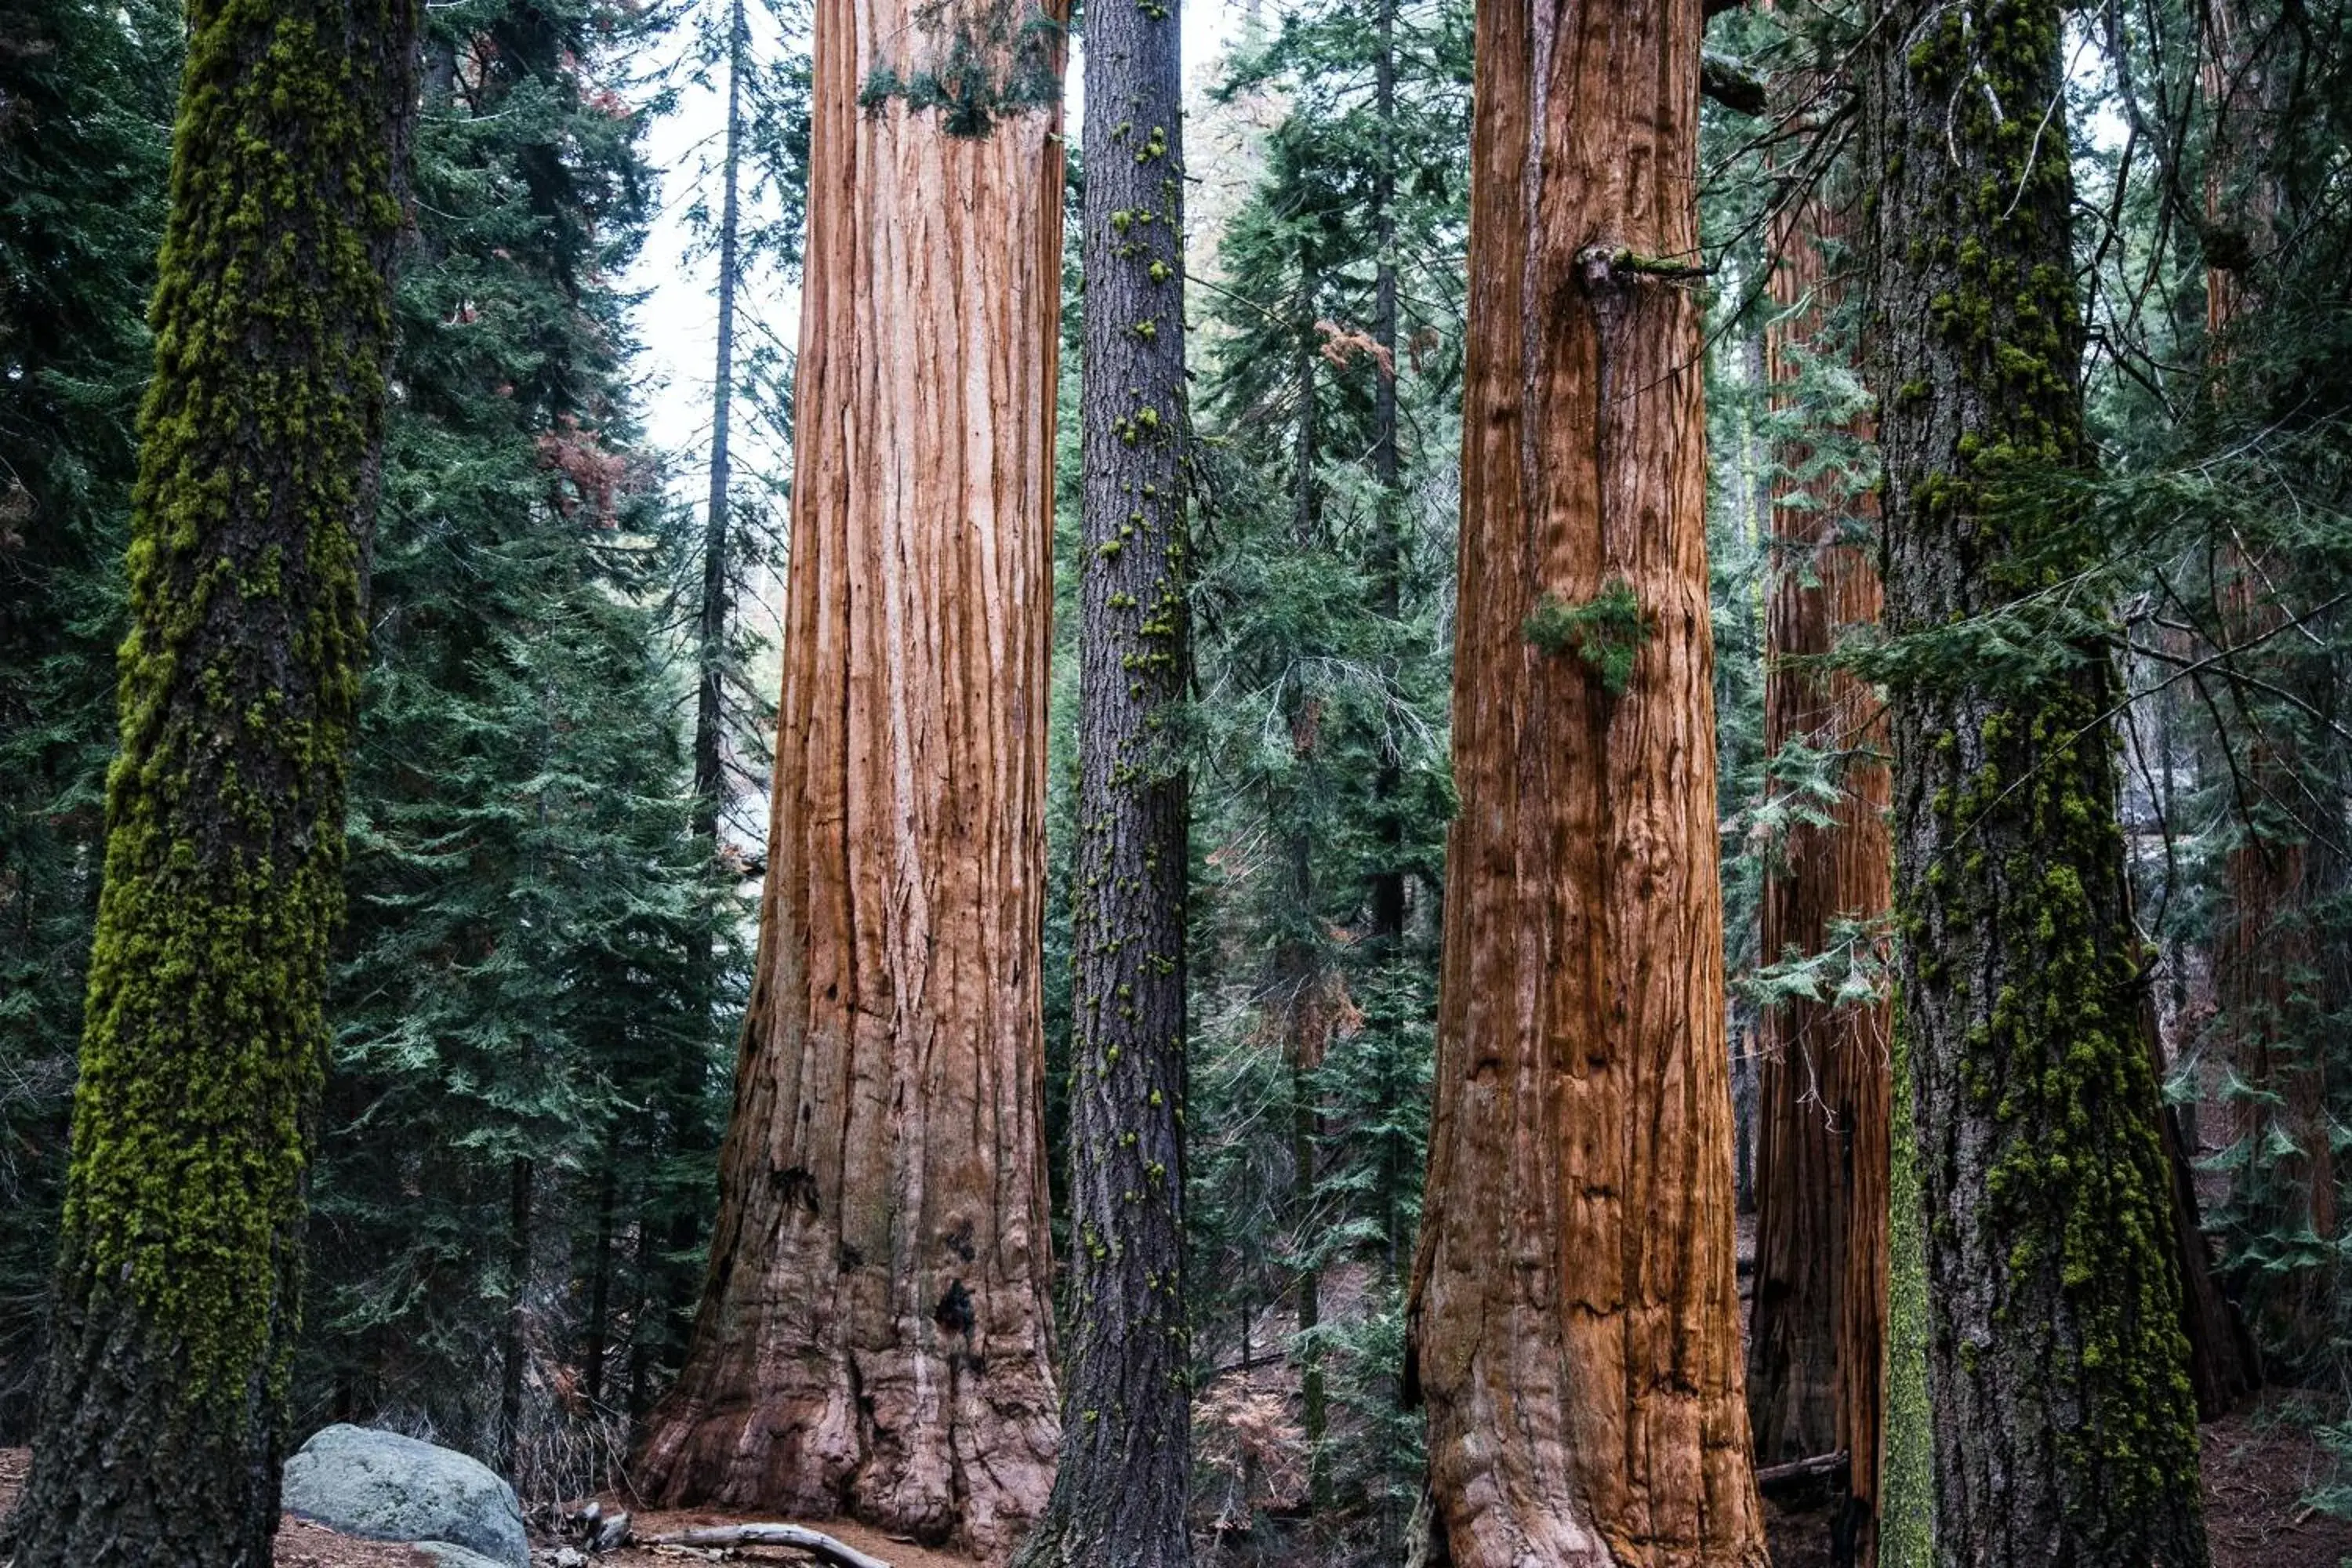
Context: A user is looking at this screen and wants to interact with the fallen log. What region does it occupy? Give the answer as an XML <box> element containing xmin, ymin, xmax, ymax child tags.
<box><xmin>1754</xmin><ymin>1449</ymin><xmax>1849</xmax><ymax>1497</ymax></box>
<box><xmin>637</xmin><ymin>1523</ymin><xmax>894</xmax><ymax>1568</ymax></box>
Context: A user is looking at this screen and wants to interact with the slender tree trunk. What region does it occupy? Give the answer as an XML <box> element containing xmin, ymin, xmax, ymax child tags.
<box><xmin>500</xmin><ymin>1156</ymin><xmax>535</xmax><ymax>1476</ymax></box>
<box><xmin>628</xmin><ymin>1196</ymin><xmax>662</xmax><ymax>1417</ymax></box>
<box><xmin>1290</xmin><ymin>1045</ymin><xmax>1330</xmax><ymax>1513</ymax></box>
<box><xmin>1283</xmin><ymin>311</ymin><xmax>1332</xmax><ymax>1518</ymax></box>
<box><xmin>1012</xmin><ymin>0</ymin><xmax>1191</xmax><ymax>1554</ymax></box>
<box><xmin>695</xmin><ymin>0</ymin><xmax>746</xmax><ymax>861</ymax></box>
<box><xmin>1364</xmin><ymin>0</ymin><xmax>1414</xmax><ymax>1301</ymax></box>
<box><xmin>2</xmin><ymin>3</ymin><xmax>419</xmax><ymax>1563</ymax></box>
<box><xmin>661</xmin><ymin>0</ymin><xmax>753</xmax><ymax>1380</ymax></box>
<box><xmin>633</xmin><ymin>0</ymin><xmax>1069</xmax><ymax>1552</ymax></box>
<box><xmin>1860</xmin><ymin>4</ymin><xmax>2209</xmax><ymax>1563</ymax></box>
<box><xmin>1404</xmin><ymin>1</ymin><xmax>1766</xmax><ymax>1561</ymax></box>
<box><xmin>584</xmin><ymin>1156</ymin><xmax>618</xmax><ymax>1406</ymax></box>
<box><xmin>2145</xmin><ymin>985</ymin><xmax>2262</xmax><ymax>1413</ymax></box>
<box><xmin>1367</xmin><ymin>0</ymin><xmax>1407</xmax><ymax>955</ymax></box>
<box><xmin>1744</xmin><ymin>172</ymin><xmax>1893</xmax><ymax>1568</ymax></box>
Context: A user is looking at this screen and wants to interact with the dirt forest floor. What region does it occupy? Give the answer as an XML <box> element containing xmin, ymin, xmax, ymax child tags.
<box><xmin>1751</xmin><ymin>1401</ymin><xmax>2352</xmax><ymax>1568</ymax></box>
<box><xmin>6</xmin><ymin>1405</ymin><xmax>2352</xmax><ymax>1567</ymax></box>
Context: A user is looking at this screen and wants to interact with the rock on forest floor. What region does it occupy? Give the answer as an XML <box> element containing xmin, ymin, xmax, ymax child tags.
<box><xmin>11</xmin><ymin>1423</ymin><xmax>2352</xmax><ymax>1566</ymax></box>
<box><xmin>0</xmin><ymin>1449</ymin><xmax>430</xmax><ymax>1567</ymax></box>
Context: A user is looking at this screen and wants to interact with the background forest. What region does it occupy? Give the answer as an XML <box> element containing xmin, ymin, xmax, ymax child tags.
<box><xmin>9</xmin><ymin>0</ymin><xmax>2352</xmax><ymax>1566</ymax></box>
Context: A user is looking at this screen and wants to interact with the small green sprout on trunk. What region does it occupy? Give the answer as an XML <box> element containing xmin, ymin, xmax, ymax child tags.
<box><xmin>1523</xmin><ymin>578</ymin><xmax>1650</xmax><ymax>696</ymax></box>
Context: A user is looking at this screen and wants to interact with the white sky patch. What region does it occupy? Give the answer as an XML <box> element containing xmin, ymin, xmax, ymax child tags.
<box><xmin>623</xmin><ymin>0</ymin><xmax>1253</xmax><ymax>513</ymax></box>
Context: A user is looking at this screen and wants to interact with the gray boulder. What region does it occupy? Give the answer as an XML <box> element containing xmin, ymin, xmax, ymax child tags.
<box><xmin>413</xmin><ymin>1546</ymin><xmax>512</xmax><ymax>1568</ymax></box>
<box><xmin>281</xmin><ymin>1425</ymin><xmax>530</xmax><ymax>1568</ymax></box>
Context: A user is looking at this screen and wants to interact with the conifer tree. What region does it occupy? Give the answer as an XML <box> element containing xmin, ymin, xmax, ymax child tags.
<box><xmin>3</xmin><ymin>0</ymin><xmax>420</xmax><ymax>1559</ymax></box>
<box><xmin>1859</xmin><ymin>2</ymin><xmax>2210</xmax><ymax>1561</ymax></box>
<box><xmin>1744</xmin><ymin>106</ymin><xmax>1894</xmax><ymax>1568</ymax></box>
<box><xmin>303</xmin><ymin>0</ymin><xmax>727</xmax><ymax>1476</ymax></box>
<box><xmin>1014</xmin><ymin>0</ymin><xmax>1192</xmax><ymax>1554</ymax></box>
<box><xmin>1184</xmin><ymin>2</ymin><xmax>1467</xmax><ymax>1545</ymax></box>
<box><xmin>636</xmin><ymin>0</ymin><xmax>1069</xmax><ymax>1548</ymax></box>
<box><xmin>2198</xmin><ymin>0</ymin><xmax>2336</xmax><ymax>1372</ymax></box>
<box><xmin>0</xmin><ymin>0</ymin><xmax>176</xmax><ymax>1436</ymax></box>
<box><xmin>1405</xmin><ymin>0</ymin><xmax>1767</xmax><ymax>1560</ymax></box>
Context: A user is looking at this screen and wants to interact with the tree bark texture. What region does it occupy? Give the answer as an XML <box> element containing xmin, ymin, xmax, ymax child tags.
<box><xmin>1405</xmin><ymin>2</ymin><xmax>1767</xmax><ymax>1562</ymax></box>
<box><xmin>3</xmin><ymin>1</ymin><xmax>419</xmax><ymax>1562</ymax></box>
<box><xmin>633</xmin><ymin>0</ymin><xmax>1069</xmax><ymax>1552</ymax></box>
<box><xmin>1860</xmin><ymin>4</ymin><xmax>2210</xmax><ymax>1563</ymax></box>
<box><xmin>2202</xmin><ymin>0</ymin><xmax>2332</xmax><ymax>1372</ymax></box>
<box><xmin>1878</xmin><ymin>1027</ymin><xmax>1933</xmax><ymax>1568</ymax></box>
<box><xmin>1011</xmin><ymin>0</ymin><xmax>1192</xmax><ymax>1555</ymax></box>
<box><xmin>1745</xmin><ymin>181</ymin><xmax>1893</xmax><ymax>1567</ymax></box>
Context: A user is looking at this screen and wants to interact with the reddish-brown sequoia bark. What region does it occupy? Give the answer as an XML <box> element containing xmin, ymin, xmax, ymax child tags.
<box><xmin>1744</xmin><ymin>187</ymin><xmax>1893</xmax><ymax>1568</ymax></box>
<box><xmin>1405</xmin><ymin>1</ymin><xmax>1767</xmax><ymax>1561</ymax></box>
<box><xmin>632</xmin><ymin>2</ymin><xmax>1067</xmax><ymax>1552</ymax></box>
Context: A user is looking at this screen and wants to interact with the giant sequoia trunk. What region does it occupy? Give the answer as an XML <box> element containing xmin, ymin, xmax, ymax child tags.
<box><xmin>2</xmin><ymin>2</ymin><xmax>419</xmax><ymax>1563</ymax></box>
<box><xmin>1010</xmin><ymin>0</ymin><xmax>1192</xmax><ymax>1555</ymax></box>
<box><xmin>632</xmin><ymin>2</ymin><xmax>1068</xmax><ymax>1552</ymax></box>
<box><xmin>1404</xmin><ymin>1</ymin><xmax>1766</xmax><ymax>1561</ymax></box>
<box><xmin>1860</xmin><ymin>4</ymin><xmax>2210</xmax><ymax>1563</ymax></box>
<box><xmin>1745</xmin><ymin>182</ymin><xmax>1894</xmax><ymax>1568</ymax></box>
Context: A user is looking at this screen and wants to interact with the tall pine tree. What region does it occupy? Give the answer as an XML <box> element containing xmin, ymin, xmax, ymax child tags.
<box><xmin>303</xmin><ymin>0</ymin><xmax>731</xmax><ymax>1486</ymax></box>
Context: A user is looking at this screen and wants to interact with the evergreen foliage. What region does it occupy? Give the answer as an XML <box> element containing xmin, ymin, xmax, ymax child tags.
<box><xmin>0</xmin><ymin>0</ymin><xmax>176</xmax><ymax>1441</ymax></box>
<box><xmin>0</xmin><ymin>0</ymin><xmax>778</xmax><ymax>1496</ymax></box>
<box><xmin>303</xmin><ymin>0</ymin><xmax>746</xmax><ymax>1488</ymax></box>
<box><xmin>1180</xmin><ymin>3</ymin><xmax>1465</xmax><ymax>1557</ymax></box>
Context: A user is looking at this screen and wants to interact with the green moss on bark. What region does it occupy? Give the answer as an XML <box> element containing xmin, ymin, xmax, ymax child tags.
<box><xmin>6</xmin><ymin>2</ymin><xmax>418</xmax><ymax>1563</ymax></box>
<box><xmin>1882</xmin><ymin>1014</ymin><xmax>1934</xmax><ymax>1568</ymax></box>
<box><xmin>1862</xmin><ymin>2</ymin><xmax>2209</xmax><ymax>1563</ymax></box>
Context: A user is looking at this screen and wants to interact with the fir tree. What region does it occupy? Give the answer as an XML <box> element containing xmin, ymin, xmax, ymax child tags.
<box><xmin>0</xmin><ymin>0</ymin><xmax>176</xmax><ymax>1439</ymax></box>
<box><xmin>5</xmin><ymin>1</ymin><xmax>421</xmax><ymax>1559</ymax></box>
<box><xmin>1182</xmin><ymin>2</ymin><xmax>1466</xmax><ymax>1551</ymax></box>
<box><xmin>303</xmin><ymin>0</ymin><xmax>732</xmax><ymax>1486</ymax></box>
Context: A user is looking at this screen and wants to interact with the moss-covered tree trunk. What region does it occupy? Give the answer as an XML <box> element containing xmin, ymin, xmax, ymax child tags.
<box><xmin>2</xmin><ymin>2</ymin><xmax>419</xmax><ymax>1562</ymax></box>
<box><xmin>630</xmin><ymin>0</ymin><xmax>1069</xmax><ymax>1555</ymax></box>
<box><xmin>1746</xmin><ymin>169</ymin><xmax>1894</xmax><ymax>1568</ymax></box>
<box><xmin>1879</xmin><ymin>1019</ymin><xmax>1934</xmax><ymax>1568</ymax></box>
<box><xmin>1011</xmin><ymin>0</ymin><xmax>1191</xmax><ymax>1554</ymax></box>
<box><xmin>1403</xmin><ymin>0</ymin><xmax>1766</xmax><ymax>1561</ymax></box>
<box><xmin>1859</xmin><ymin>4</ymin><xmax>2210</xmax><ymax>1563</ymax></box>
